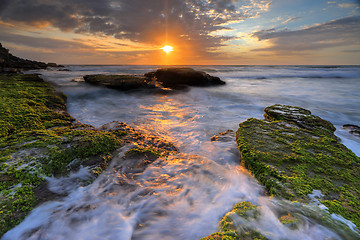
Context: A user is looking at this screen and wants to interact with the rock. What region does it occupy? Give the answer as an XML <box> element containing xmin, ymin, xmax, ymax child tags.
<box><xmin>99</xmin><ymin>121</ymin><xmax>178</xmax><ymax>153</ymax></box>
<box><xmin>83</xmin><ymin>74</ymin><xmax>155</xmax><ymax>91</ymax></box>
<box><xmin>83</xmin><ymin>68</ymin><xmax>225</xmax><ymax>92</ymax></box>
<box><xmin>202</xmin><ymin>202</ymin><xmax>269</xmax><ymax>240</ymax></box>
<box><xmin>210</xmin><ymin>130</ymin><xmax>235</xmax><ymax>142</ymax></box>
<box><xmin>264</xmin><ymin>104</ymin><xmax>336</xmax><ymax>134</ymax></box>
<box><xmin>0</xmin><ymin>42</ymin><xmax>62</xmax><ymax>72</ymax></box>
<box><xmin>145</xmin><ymin>67</ymin><xmax>225</xmax><ymax>89</ymax></box>
<box><xmin>236</xmin><ymin>104</ymin><xmax>360</xmax><ymax>229</ymax></box>
<box><xmin>0</xmin><ymin>74</ymin><xmax>179</xmax><ymax>235</ymax></box>
<box><xmin>204</xmin><ymin>199</ymin><xmax>360</xmax><ymax>239</ymax></box>
<box><xmin>47</xmin><ymin>62</ymin><xmax>59</xmax><ymax>67</ymax></box>
<box><xmin>343</xmin><ymin>124</ymin><xmax>360</xmax><ymax>137</ymax></box>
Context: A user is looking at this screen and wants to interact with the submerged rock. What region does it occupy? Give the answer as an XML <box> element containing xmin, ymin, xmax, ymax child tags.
<box><xmin>236</xmin><ymin>104</ymin><xmax>360</xmax><ymax>230</ymax></box>
<box><xmin>343</xmin><ymin>124</ymin><xmax>360</xmax><ymax>137</ymax></box>
<box><xmin>203</xmin><ymin>199</ymin><xmax>360</xmax><ymax>239</ymax></box>
<box><xmin>144</xmin><ymin>67</ymin><xmax>226</xmax><ymax>89</ymax></box>
<box><xmin>202</xmin><ymin>202</ymin><xmax>268</xmax><ymax>240</ymax></box>
<box><xmin>83</xmin><ymin>67</ymin><xmax>225</xmax><ymax>92</ymax></box>
<box><xmin>210</xmin><ymin>130</ymin><xmax>235</xmax><ymax>142</ymax></box>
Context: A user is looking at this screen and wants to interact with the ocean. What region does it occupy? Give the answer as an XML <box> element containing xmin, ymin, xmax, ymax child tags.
<box><xmin>3</xmin><ymin>65</ymin><xmax>360</xmax><ymax>239</ymax></box>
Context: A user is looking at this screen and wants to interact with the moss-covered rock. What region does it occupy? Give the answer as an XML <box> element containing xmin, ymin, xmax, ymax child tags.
<box><xmin>201</xmin><ymin>201</ymin><xmax>268</xmax><ymax>240</ymax></box>
<box><xmin>236</xmin><ymin>104</ymin><xmax>360</xmax><ymax>229</ymax></box>
<box><xmin>0</xmin><ymin>73</ymin><xmax>179</xmax><ymax>236</ymax></box>
<box><xmin>0</xmin><ymin>73</ymin><xmax>121</xmax><ymax>235</ymax></box>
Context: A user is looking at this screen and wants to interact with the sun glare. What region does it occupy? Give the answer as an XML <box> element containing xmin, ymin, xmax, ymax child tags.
<box><xmin>161</xmin><ymin>45</ymin><xmax>174</xmax><ymax>54</ymax></box>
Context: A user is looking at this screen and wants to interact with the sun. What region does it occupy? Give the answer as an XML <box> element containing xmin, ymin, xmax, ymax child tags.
<box><xmin>161</xmin><ymin>45</ymin><xmax>174</xmax><ymax>54</ymax></box>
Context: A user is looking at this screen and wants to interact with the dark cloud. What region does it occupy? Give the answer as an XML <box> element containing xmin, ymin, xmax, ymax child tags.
<box><xmin>0</xmin><ymin>0</ymin><xmax>270</xmax><ymax>53</ymax></box>
<box><xmin>252</xmin><ymin>16</ymin><xmax>360</xmax><ymax>53</ymax></box>
<box><xmin>0</xmin><ymin>32</ymin><xmax>90</xmax><ymax>50</ymax></box>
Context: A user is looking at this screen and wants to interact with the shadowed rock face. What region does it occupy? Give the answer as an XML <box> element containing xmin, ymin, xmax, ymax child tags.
<box><xmin>145</xmin><ymin>67</ymin><xmax>226</xmax><ymax>89</ymax></box>
<box><xmin>83</xmin><ymin>67</ymin><xmax>225</xmax><ymax>92</ymax></box>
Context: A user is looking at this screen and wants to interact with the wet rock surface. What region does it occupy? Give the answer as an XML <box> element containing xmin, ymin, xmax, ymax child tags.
<box><xmin>264</xmin><ymin>104</ymin><xmax>336</xmax><ymax>134</ymax></box>
<box><xmin>83</xmin><ymin>74</ymin><xmax>155</xmax><ymax>91</ymax></box>
<box><xmin>145</xmin><ymin>67</ymin><xmax>226</xmax><ymax>89</ymax></box>
<box><xmin>236</xmin><ymin>104</ymin><xmax>360</xmax><ymax>229</ymax></box>
<box><xmin>83</xmin><ymin>67</ymin><xmax>225</xmax><ymax>92</ymax></box>
<box><xmin>203</xmin><ymin>199</ymin><xmax>360</xmax><ymax>240</ymax></box>
<box><xmin>343</xmin><ymin>124</ymin><xmax>360</xmax><ymax>137</ymax></box>
<box><xmin>0</xmin><ymin>73</ymin><xmax>178</xmax><ymax>237</ymax></box>
<box><xmin>210</xmin><ymin>130</ymin><xmax>235</xmax><ymax>142</ymax></box>
<box><xmin>204</xmin><ymin>105</ymin><xmax>360</xmax><ymax>239</ymax></box>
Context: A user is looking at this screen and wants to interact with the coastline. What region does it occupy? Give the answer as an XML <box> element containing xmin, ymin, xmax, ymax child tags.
<box><xmin>1</xmin><ymin>67</ymin><xmax>359</xmax><ymax>238</ymax></box>
<box><xmin>0</xmin><ymin>73</ymin><xmax>177</xmax><ymax>236</ymax></box>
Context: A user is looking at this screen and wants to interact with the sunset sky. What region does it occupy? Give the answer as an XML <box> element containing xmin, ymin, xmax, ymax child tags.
<box><xmin>0</xmin><ymin>0</ymin><xmax>359</xmax><ymax>65</ymax></box>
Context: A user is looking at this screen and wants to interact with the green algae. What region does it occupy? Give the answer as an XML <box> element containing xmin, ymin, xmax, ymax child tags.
<box><xmin>204</xmin><ymin>105</ymin><xmax>360</xmax><ymax>239</ymax></box>
<box><xmin>236</xmin><ymin>105</ymin><xmax>360</xmax><ymax>229</ymax></box>
<box><xmin>0</xmin><ymin>73</ymin><xmax>123</xmax><ymax>236</ymax></box>
<box><xmin>0</xmin><ymin>73</ymin><xmax>178</xmax><ymax>236</ymax></box>
<box><xmin>201</xmin><ymin>202</ymin><xmax>268</xmax><ymax>240</ymax></box>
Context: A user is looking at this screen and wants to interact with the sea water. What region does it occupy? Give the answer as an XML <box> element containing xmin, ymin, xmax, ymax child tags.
<box><xmin>3</xmin><ymin>65</ymin><xmax>360</xmax><ymax>239</ymax></box>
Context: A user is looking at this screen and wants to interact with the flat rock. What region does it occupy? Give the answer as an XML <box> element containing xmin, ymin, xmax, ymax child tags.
<box><xmin>83</xmin><ymin>68</ymin><xmax>225</xmax><ymax>92</ymax></box>
<box><xmin>264</xmin><ymin>104</ymin><xmax>336</xmax><ymax>134</ymax></box>
<box><xmin>145</xmin><ymin>67</ymin><xmax>225</xmax><ymax>89</ymax></box>
<box><xmin>83</xmin><ymin>74</ymin><xmax>155</xmax><ymax>91</ymax></box>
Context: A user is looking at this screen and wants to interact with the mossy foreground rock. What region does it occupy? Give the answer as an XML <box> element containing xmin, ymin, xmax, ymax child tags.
<box><xmin>0</xmin><ymin>73</ymin><xmax>177</xmax><ymax>237</ymax></box>
<box><xmin>236</xmin><ymin>104</ymin><xmax>360</xmax><ymax>228</ymax></box>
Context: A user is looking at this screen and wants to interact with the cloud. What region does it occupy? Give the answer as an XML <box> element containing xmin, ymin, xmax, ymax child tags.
<box><xmin>0</xmin><ymin>32</ymin><xmax>90</xmax><ymax>50</ymax></box>
<box><xmin>338</xmin><ymin>3</ymin><xmax>358</xmax><ymax>8</ymax></box>
<box><xmin>0</xmin><ymin>0</ymin><xmax>272</xmax><ymax>55</ymax></box>
<box><xmin>251</xmin><ymin>16</ymin><xmax>360</xmax><ymax>53</ymax></box>
<box><xmin>282</xmin><ymin>17</ymin><xmax>301</xmax><ymax>24</ymax></box>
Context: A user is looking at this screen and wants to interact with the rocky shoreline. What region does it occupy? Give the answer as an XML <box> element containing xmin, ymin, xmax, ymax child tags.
<box><xmin>0</xmin><ymin>43</ymin><xmax>63</xmax><ymax>73</ymax></box>
<box><xmin>1</xmin><ymin>73</ymin><xmax>360</xmax><ymax>238</ymax></box>
<box><xmin>0</xmin><ymin>73</ymin><xmax>177</xmax><ymax>236</ymax></box>
<box><xmin>203</xmin><ymin>104</ymin><xmax>360</xmax><ymax>239</ymax></box>
<box><xmin>0</xmin><ymin>44</ymin><xmax>359</xmax><ymax>238</ymax></box>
